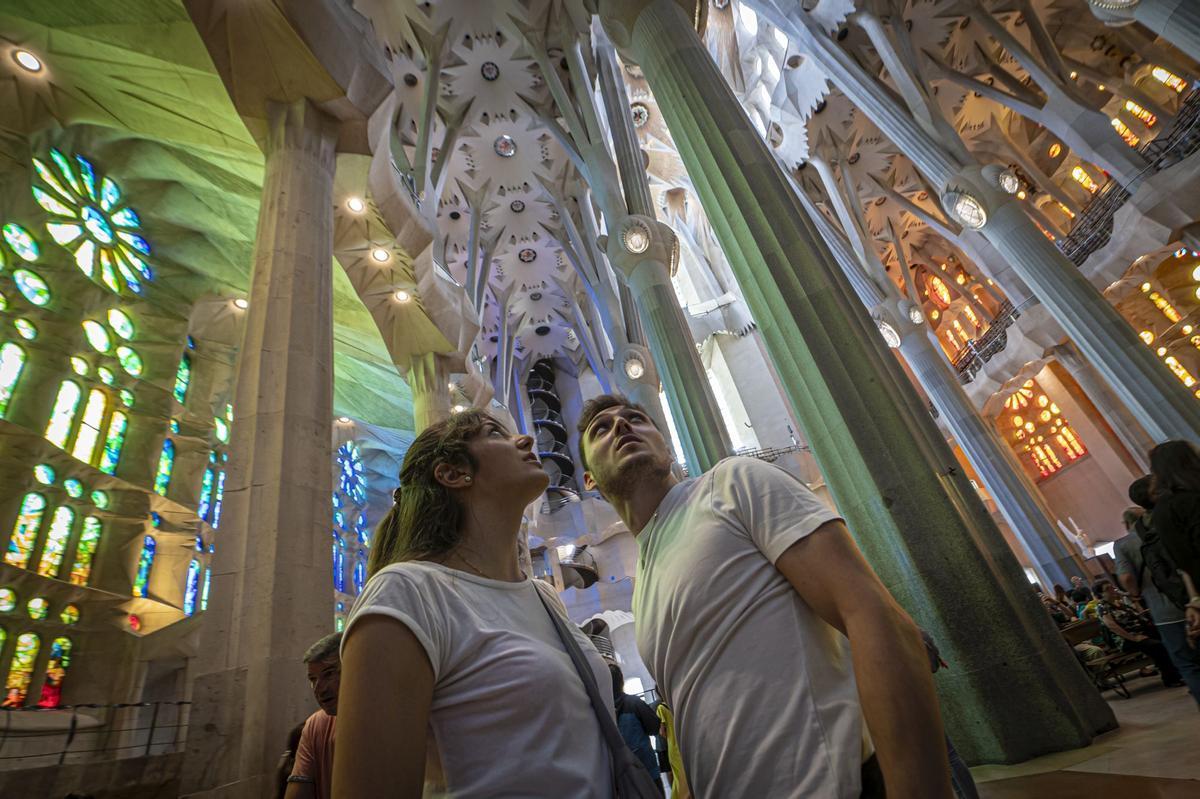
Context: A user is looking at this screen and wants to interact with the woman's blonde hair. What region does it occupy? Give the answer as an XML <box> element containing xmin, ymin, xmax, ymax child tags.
<box><xmin>368</xmin><ymin>410</ymin><xmax>494</xmax><ymax>576</ymax></box>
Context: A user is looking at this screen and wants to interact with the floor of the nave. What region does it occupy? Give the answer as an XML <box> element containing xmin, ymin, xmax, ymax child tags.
<box><xmin>973</xmin><ymin>678</ymin><xmax>1198</xmax><ymax>798</ymax></box>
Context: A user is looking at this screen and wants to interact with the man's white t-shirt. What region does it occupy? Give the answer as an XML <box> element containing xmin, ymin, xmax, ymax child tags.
<box><xmin>344</xmin><ymin>561</ymin><xmax>614</xmax><ymax>798</ymax></box>
<box><xmin>633</xmin><ymin>456</ymin><xmax>869</xmax><ymax>798</ymax></box>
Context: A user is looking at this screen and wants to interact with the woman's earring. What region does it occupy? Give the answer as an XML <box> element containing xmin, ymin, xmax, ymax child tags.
<box><xmin>464</xmin><ymin>476</ymin><xmax>472</xmax><ymax>484</ymax></box>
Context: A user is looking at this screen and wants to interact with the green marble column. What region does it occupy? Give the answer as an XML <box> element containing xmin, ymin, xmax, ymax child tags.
<box><xmin>600</xmin><ymin>0</ymin><xmax>1115</xmax><ymax>762</ymax></box>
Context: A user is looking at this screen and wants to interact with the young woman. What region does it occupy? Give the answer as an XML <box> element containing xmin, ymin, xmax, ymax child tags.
<box><xmin>1149</xmin><ymin>440</ymin><xmax>1200</xmax><ymax>641</ymax></box>
<box><xmin>333</xmin><ymin>411</ymin><xmax>614</xmax><ymax>798</ymax></box>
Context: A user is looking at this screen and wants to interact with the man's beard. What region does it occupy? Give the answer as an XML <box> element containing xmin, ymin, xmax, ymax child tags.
<box><xmin>600</xmin><ymin>450</ymin><xmax>674</xmax><ymax>498</ymax></box>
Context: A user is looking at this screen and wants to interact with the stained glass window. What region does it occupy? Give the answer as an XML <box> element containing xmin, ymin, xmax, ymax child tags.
<box><xmin>133</xmin><ymin>535</ymin><xmax>156</xmax><ymax>597</ymax></box>
<box><xmin>120</xmin><ymin>388</ymin><xmax>134</xmax><ymax>407</ymax></box>
<box><xmin>116</xmin><ymin>346</ymin><xmax>143</xmax><ymax>377</ymax></box>
<box><xmin>0</xmin><ymin>589</ymin><xmax>15</xmax><ymax>611</ymax></box>
<box><xmin>214</xmin><ymin>417</ymin><xmax>229</xmax><ymax>443</ymax></box>
<box><xmin>81</xmin><ymin>320</ymin><xmax>111</xmax><ymax>352</ymax></box>
<box><xmin>12</xmin><ymin>269</ymin><xmax>50</xmax><ymax>306</ymax></box>
<box><xmin>183</xmin><ymin>559</ymin><xmax>201</xmax><ymax>616</ymax></box>
<box><xmin>72</xmin><ymin>389</ymin><xmax>107</xmax><ymax>463</ymax></box>
<box><xmin>154</xmin><ymin>439</ymin><xmax>174</xmax><ymax>495</ymax></box>
<box><xmin>337</xmin><ymin>442</ymin><xmax>367</xmax><ymax>504</ymax></box>
<box><xmin>213</xmin><ymin>470</ymin><xmax>226</xmax><ymax>527</ymax></box>
<box><xmin>6</xmin><ymin>493</ymin><xmax>46</xmax><ymax>569</ymax></box>
<box><xmin>27</xmin><ymin>597</ymin><xmax>49</xmax><ymax>619</ymax></box>
<box><xmin>332</xmin><ymin>535</ymin><xmax>346</xmax><ymax>593</ymax></box>
<box><xmin>353</xmin><ymin>557</ymin><xmax>366</xmax><ymax>594</ymax></box>
<box><xmin>0</xmin><ymin>343</ymin><xmax>26</xmax><ymax>419</ymax></box>
<box><xmin>201</xmin><ymin>567</ymin><xmax>211</xmax><ymax>612</ymax></box>
<box><xmin>2</xmin><ymin>223</ymin><xmax>39</xmax><ymax>262</ymax></box>
<box><xmin>90</xmin><ymin>490</ymin><xmax>109</xmax><ymax>509</ymax></box>
<box><xmin>36</xmin><ymin>637</ymin><xmax>72</xmax><ymax>708</ymax></box>
<box><xmin>107</xmin><ymin>309</ymin><xmax>134</xmax><ymax>339</ymax></box>
<box><xmin>33</xmin><ymin>150</ymin><xmax>153</xmax><ymax>294</ymax></box>
<box><xmin>36</xmin><ymin>506</ymin><xmax>75</xmax><ymax>577</ymax></box>
<box><xmin>45</xmin><ymin>380</ymin><xmax>81</xmax><ymax>448</ymax></box>
<box><xmin>174</xmin><ymin>353</ymin><xmax>191</xmax><ymax>404</ymax></box>
<box><xmin>97</xmin><ymin>366</ymin><xmax>115</xmax><ymax>386</ymax></box>
<box><xmin>13</xmin><ymin>318</ymin><xmax>36</xmax><ymax>340</ymax></box>
<box><xmin>33</xmin><ymin>464</ymin><xmax>55</xmax><ymax>485</ymax></box>
<box><xmin>69</xmin><ymin>517</ymin><xmax>101</xmax><ymax>586</ymax></box>
<box><xmin>3</xmin><ymin>633</ymin><xmax>40</xmax><ymax>707</ymax></box>
<box><xmin>60</xmin><ymin>605</ymin><xmax>79</xmax><ymax>624</ymax></box>
<box><xmin>198</xmin><ymin>467</ymin><xmax>215</xmax><ymax>522</ymax></box>
<box><xmin>63</xmin><ymin>478</ymin><xmax>83</xmax><ymax>498</ymax></box>
<box><xmin>70</xmin><ymin>356</ymin><xmax>89</xmax><ymax>376</ymax></box>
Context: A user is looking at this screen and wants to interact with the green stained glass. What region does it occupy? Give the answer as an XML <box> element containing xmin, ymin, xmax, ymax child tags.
<box><xmin>45</xmin><ymin>381</ymin><xmax>81</xmax><ymax>448</ymax></box>
<box><xmin>12</xmin><ymin>269</ymin><xmax>50</xmax><ymax>306</ymax></box>
<box><xmin>60</xmin><ymin>605</ymin><xmax>79</xmax><ymax>624</ymax></box>
<box><xmin>5</xmin><ymin>493</ymin><xmax>45</xmax><ymax>569</ymax></box>
<box><xmin>26</xmin><ymin>598</ymin><xmax>49</xmax><ymax>620</ymax></box>
<box><xmin>133</xmin><ymin>535</ymin><xmax>156</xmax><ymax>597</ymax></box>
<box><xmin>107</xmin><ymin>309</ymin><xmax>134</xmax><ymax>339</ymax></box>
<box><xmin>113</xmin><ymin>253</ymin><xmax>142</xmax><ymax>294</ymax></box>
<box><xmin>72</xmin><ymin>389</ymin><xmax>106</xmax><ymax>463</ymax></box>
<box><xmin>124</xmin><ymin>252</ymin><xmax>152</xmax><ymax>281</ymax></box>
<box><xmin>226</xmin><ymin>403</ymin><xmax>233</xmax><ymax>421</ymax></box>
<box><xmin>2</xmin><ymin>223</ymin><xmax>39</xmax><ymax>262</ymax></box>
<box><xmin>89</xmin><ymin>490</ymin><xmax>109</xmax><ymax>509</ymax></box>
<box><xmin>32</xmin><ymin>186</ymin><xmax>75</xmax><ymax>217</ymax></box>
<box><xmin>154</xmin><ymin>439</ymin><xmax>174</xmax><ymax>495</ymax></box>
<box><xmin>69</xmin><ymin>517</ymin><xmax>101</xmax><ymax>585</ymax></box>
<box><xmin>32</xmin><ymin>158</ymin><xmax>73</xmax><ymax>202</ymax></box>
<box><xmin>63</xmin><ymin>479</ymin><xmax>83</xmax><ymax>498</ymax></box>
<box><xmin>81</xmin><ymin>320</ymin><xmax>111</xmax><ymax>352</ymax></box>
<box><xmin>169</xmin><ymin>418</ymin><xmax>180</xmax><ymax>434</ymax></box>
<box><xmin>97</xmin><ymin>366</ymin><xmax>115</xmax><ymax>386</ymax></box>
<box><xmin>0</xmin><ymin>343</ymin><xmax>27</xmax><ymax>419</ymax></box>
<box><xmin>99</xmin><ymin>250</ymin><xmax>119</xmax><ymax>292</ymax></box>
<box><xmin>49</xmin><ymin>150</ymin><xmax>81</xmax><ymax>195</ymax></box>
<box><xmin>75</xmin><ymin>155</ymin><xmax>98</xmax><ymax>200</ymax></box>
<box><xmin>214</xmin><ymin>417</ymin><xmax>229</xmax><ymax>443</ymax></box>
<box><xmin>4</xmin><ymin>633</ymin><xmax>40</xmax><ymax>707</ymax></box>
<box><xmin>46</xmin><ymin>222</ymin><xmax>82</xmax><ymax>246</ymax></box>
<box><xmin>33</xmin><ymin>464</ymin><xmax>55</xmax><ymax>485</ymax></box>
<box><xmin>14</xmin><ymin>319</ymin><xmax>37</xmax><ymax>340</ymax></box>
<box><xmin>117</xmin><ymin>231</ymin><xmax>150</xmax><ymax>255</ymax></box>
<box><xmin>69</xmin><ymin>357</ymin><xmax>89</xmax><ymax>376</ymax></box>
<box><xmin>100</xmin><ymin>177</ymin><xmax>121</xmax><ymax>212</ymax></box>
<box><xmin>111</xmin><ymin>208</ymin><xmax>140</xmax><ymax>228</ymax></box>
<box><xmin>198</xmin><ymin>467</ymin><xmax>215</xmax><ymax>521</ymax></box>
<box><xmin>119</xmin><ymin>388</ymin><xmax>134</xmax><ymax>407</ymax></box>
<box><xmin>0</xmin><ymin>290</ymin><xmax>6</xmax><ymax>311</ymax></box>
<box><xmin>98</xmin><ymin>411</ymin><xmax>127</xmax><ymax>475</ymax></box>
<box><xmin>174</xmin><ymin>353</ymin><xmax>191</xmax><ymax>404</ymax></box>
<box><xmin>116</xmin><ymin>346</ymin><xmax>143</xmax><ymax>377</ymax></box>
<box><xmin>0</xmin><ymin>588</ymin><xmax>15</xmax><ymax>612</ymax></box>
<box><xmin>36</xmin><ymin>507</ymin><xmax>75</xmax><ymax>577</ymax></box>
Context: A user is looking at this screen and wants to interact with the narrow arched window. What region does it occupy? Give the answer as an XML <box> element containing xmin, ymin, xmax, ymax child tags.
<box><xmin>44</xmin><ymin>380</ymin><xmax>81</xmax><ymax>448</ymax></box>
<box><xmin>36</xmin><ymin>505</ymin><xmax>75</xmax><ymax>578</ymax></box>
<box><xmin>0</xmin><ymin>342</ymin><xmax>27</xmax><ymax>418</ymax></box>
<box><xmin>36</xmin><ymin>637</ymin><xmax>72</xmax><ymax>708</ymax></box>
<box><xmin>2</xmin><ymin>633</ymin><xmax>40</xmax><ymax>707</ymax></box>
<box><xmin>71</xmin><ymin>389</ymin><xmax>107</xmax><ymax>463</ymax></box>
<box><xmin>6</xmin><ymin>493</ymin><xmax>46</xmax><ymax>569</ymax></box>
<box><xmin>69</xmin><ymin>516</ymin><xmax>102</xmax><ymax>586</ymax></box>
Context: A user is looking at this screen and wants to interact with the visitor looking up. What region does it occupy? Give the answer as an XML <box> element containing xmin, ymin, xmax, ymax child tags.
<box><xmin>1148</xmin><ymin>440</ymin><xmax>1200</xmax><ymax>642</ymax></box>
<box><xmin>576</xmin><ymin>394</ymin><xmax>954</xmax><ymax>799</ymax></box>
<box><xmin>608</xmin><ymin>663</ymin><xmax>663</xmax><ymax>795</ymax></box>
<box><xmin>332</xmin><ymin>411</ymin><xmax>619</xmax><ymax>798</ymax></box>
<box><xmin>284</xmin><ymin>632</ymin><xmax>341</xmax><ymax>799</ymax></box>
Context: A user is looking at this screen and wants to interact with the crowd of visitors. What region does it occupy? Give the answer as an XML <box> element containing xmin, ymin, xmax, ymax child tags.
<box><xmin>274</xmin><ymin>396</ymin><xmax>1200</xmax><ymax>797</ymax></box>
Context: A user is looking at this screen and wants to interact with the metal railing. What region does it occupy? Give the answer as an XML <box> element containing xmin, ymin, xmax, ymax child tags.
<box><xmin>951</xmin><ymin>300</ymin><xmax>1020</xmax><ymax>381</ymax></box>
<box><xmin>0</xmin><ymin>701</ymin><xmax>190</xmax><ymax>770</ymax></box>
<box><xmin>1058</xmin><ymin>88</ymin><xmax>1200</xmax><ymax>266</ymax></box>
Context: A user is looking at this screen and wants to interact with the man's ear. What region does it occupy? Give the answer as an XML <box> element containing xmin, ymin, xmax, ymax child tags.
<box><xmin>582</xmin><ymin>469</ymin><xmax>601</xmax><ymax>496</ymax></box>
<box><xmin>433</xmin><ymin>461</ymin><xmax>472</xmax><ymax>489</ymax></box>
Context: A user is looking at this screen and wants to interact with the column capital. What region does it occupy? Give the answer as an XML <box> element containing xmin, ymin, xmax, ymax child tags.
<box><xmin>602</xmin><ymin>215</ymin><xmax>679</xmax><ymax>283</ymax></box>
<box><xmin>596</xmin><ymin>0</ymin><xmax>706</xmax><ymax>54</ymax></box>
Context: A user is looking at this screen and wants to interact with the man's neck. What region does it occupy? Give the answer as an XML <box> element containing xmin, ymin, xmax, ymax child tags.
<box><xmin>610</xmin><ymin>472</ymin><xmax>679</xmax><ymax>536</ymax></box>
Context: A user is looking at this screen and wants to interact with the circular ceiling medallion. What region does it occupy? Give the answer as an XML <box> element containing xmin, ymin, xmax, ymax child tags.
<box><xmin>490</xmin><ymin>335</ymin><xmax>499</xmax><ymax>343</ymax></box>
<box><xmin>518</xmin><ymin>248</ymin><xmax>537</xmax><ymax>263</ymax></box>
<box><xmin>530</xmin><ymin>291</ymin><xmax>543</xmax><ymax>301</ymax></box>
<box><xmin>510</xmin><ymin>199</ymin><xmax>525</xmax><ymax>213</ymax></box>
<box><xmin>403</xmin><ymin>73</ymin><xmax>418</xmax><ymax>87</ymax></box>
<box><xmin>481</xmin><ymin>61</ymin><xmax>500</xmax><ymax>81</ymax></box>
<box><xmin>630</xmin><ymin>102</ymin><xmax>650</xmax><ymax>128</ymax></box>
<box><xmin>494</xmin><ymin>135</ymin><xmax>517</xmax><ymax>158</ymax></box>
<box><xmin>449</xmin><ymin>210</ymin><xmax>461</xmax><ymax>220</ymax></box>
<box><xmin>535</xmin><ymin>325</ymin><xmax>551</xmax><ymax>336</ymax></box>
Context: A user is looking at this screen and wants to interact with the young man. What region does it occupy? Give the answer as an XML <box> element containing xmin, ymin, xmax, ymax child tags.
<box><xmin>577</xmin><ymin>395</ymin><xmax>953</xmax><ymax>798</ymax></box>
<box><xmin>285</xmin><ymin>632</ymin><xmax>341</xmax><ymax>799</ymax></box>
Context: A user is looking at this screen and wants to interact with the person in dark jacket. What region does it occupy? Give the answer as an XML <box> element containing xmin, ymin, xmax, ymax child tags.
<box><xmin>1148</xmin><ymin>441</ymin><xmax>1200</xmax><ymax>642</ymax></box>
<box><xmin>609</xmin><ymin>664</ymin><xmax>663</xmax><ymax>795</ymax></box>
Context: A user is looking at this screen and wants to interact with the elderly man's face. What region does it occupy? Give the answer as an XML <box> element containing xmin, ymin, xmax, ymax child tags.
<box><xmin>306</xmin><ymin>657</ymin><xmax>341</xmax><ymax>716</ymax></box>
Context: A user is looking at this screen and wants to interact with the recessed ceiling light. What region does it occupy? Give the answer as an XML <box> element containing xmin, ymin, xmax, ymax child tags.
<box><xmin>337</xmin><ymin>416</ymin><xmax>350</xmax><ymax>423</ymax></box>
<box><xmin>233</xmin><ymin>298</ymin><xmax>249</xmax><ymax>309</ymax></box>
<box><xmin>346</xmin><ymin>197</ymin><xmax>365</xmax><ymax>214</ymax></box>
<box><xmin>394</xmin><ymin>289</ymin><xmax>411</xmax><ymax>302</ymax></box>
<box><xmin>13</xmin><ymin>50</ymin><xmax>42</xmax><ymax>73</ymax></box>
<box><xmin>452</xmin><ymin>404</ymin><xmax>466</xmax><ymax>413</ymax></box>
<box><xmin>371</xmin><ymin>248</ymin><xmax>390</xmax><ymax>262</ymax></box>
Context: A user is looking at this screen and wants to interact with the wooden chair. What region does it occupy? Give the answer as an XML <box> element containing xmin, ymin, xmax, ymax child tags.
<box><xmin>1060</xmin><ymin>619</ymin><xmax>1154</xmax><ymax>699</ymax></box>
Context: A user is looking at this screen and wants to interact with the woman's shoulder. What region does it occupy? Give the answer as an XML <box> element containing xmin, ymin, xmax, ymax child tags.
<box><xmin>361</xmin><ymin>561</ymin><xmax>459</xmax><ymax>599</ymax></box>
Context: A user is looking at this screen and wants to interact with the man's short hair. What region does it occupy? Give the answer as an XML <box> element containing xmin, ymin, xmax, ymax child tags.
<box><xmin>576</xmin><ymin>394</ymin><xmax>656</xmax><ymax>474</ymax></box>
<box><xmin>1128</xmin><ymin>475</ymin><xmax>1154</xmax><ymax>510</ymax></box>
<box><xmin>302</xmin><ymin>632</ymin><xmax>343</xmax><ymax>664</ymax></box>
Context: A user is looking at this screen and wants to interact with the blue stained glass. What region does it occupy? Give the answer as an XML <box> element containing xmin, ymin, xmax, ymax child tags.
<box><xmin>154</xmin><ymin>439</ymin><xmax>174</xmax><ymax>496</ymax></box>
<box><xmin>332</xmin><ymin>535</ymin><xmax>345</xmax><ymax>593</ymax></box>
<box><xmin>133</xmin><ymin>536</ymin><xmax>156</xmax><ymax>597</ymax></box>
<box><xmin>200</xmin><ymin>567</ymin><xmax>211</xmax><ymax>611</ymax></box>
<box><xmin>187</xmin><ymin>335</ymin><xmax>196</xmax><ymax>349</ymax></box>
<box><xmin>98</xmin><ymin>411</ymin><xmax>127</xmax><ymax>475</ymax></box>
<box><xmin>332</xmin><ymin>494</ymin><xmax>344</xmax><ymax>510</ymax></box>
<box><xmin>151</xmin><ymin>512</ymin><xmax>161</xmax><ymax>528</ymax></box>
<box><xmin>353</xmin><ymin>558</ymin><xmax>366</xmax><ymax>594</ymax></box>
<box><xmin>333</xmin><ymin>510</ymin><xmax>346</xmax><ymax>530</ymax></box>
<box><xmin>173</xmin><ymin>353</ymin><xmax>191</xmax><ymax>404</ymax></box>
<box><xmin>355</xmin><ymin>512</ymin><xmax>370</xmax><ymax>546</ymax></box>
<box><xmin>198</xmin><ymin>467</ymin><xmax>215</xmax><ymax>522</ymax></box>
<box><xmin>337</xmin><ymin>442</ymin><xmax>367</xmax><ymax>504</ymax></box>
<box><xmin>213</xmin><ymin>470</ymin><xmax>225</xmax><ymax>528</ymax></box>
<box><xmin>183</xmin><ymin>559</ymin><xmax>201</xmax><ymax>616</ymax></box>
<box><xmin>100</xmin><ymin>177</ymin><xmax>121</xmax><ymax>212</ymax></box>
<box><xmin>74</xmin><ymin>155</ymin><xmax>98</xmax><ymax>201</ymax></box>
<box><xmin>117</xmin><ymin>231</ymin><xmax>150</xmax><ymax>255</ymax></box>
<box><xmin>111</xmin><ymin>208</ymin><xmax>140</xmax><ymax>228</ymax></box>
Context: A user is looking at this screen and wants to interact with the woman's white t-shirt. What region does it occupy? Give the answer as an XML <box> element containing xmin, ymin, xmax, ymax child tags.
<box><xmin>343</xmin><ymin>561</ymin><xmax>614</xmax><ymax>798</ymax></box>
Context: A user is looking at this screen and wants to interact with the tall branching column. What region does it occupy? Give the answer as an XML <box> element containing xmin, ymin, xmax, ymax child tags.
<box><xmin>600</xmin><ymin>0</ymin><xmax>1115</xmax><ymax>762</ymax></box>
<box><xmin>182</xmin><ymin>99</ymin><xmax>338</xmax><ymax>797</ymax></box>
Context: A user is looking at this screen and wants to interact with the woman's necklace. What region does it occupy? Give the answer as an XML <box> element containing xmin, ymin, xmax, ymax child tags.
<box><xmin>451</xmin><ymin>549</ymin><xmax>490</xmax><ymax>579</ymax></box>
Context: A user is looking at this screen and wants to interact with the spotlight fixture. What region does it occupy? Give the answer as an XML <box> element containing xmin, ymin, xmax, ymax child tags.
<box><xmin>997</xmin><ymin>170</ymin><xmax>1019</xmax><ymax>194</ymax></box>
<box><xmin>371</xmin><ymin>248</ymin><xmax>390</xmax><ymax>263</ymax></box>
<box><xmin>906</xmin><ymin>305</ymin><xmax>925</xmax><ymax>325</ymax></box>
<box><xmin>943</xmin><ymin>190</ymin><xmax>987</xmax><ymax>230</ymax></box>
<box><xmin>12</xmin><ymin>50</ymin><xmax>42</xmax><ymax>72</ymax></box>
<box><xmin>624</xmin><ymin>355</ymin><xmax>646</xmax><ymax>380</ymax></box>
<box><xmin>394</xmin><ymin>289</ymin><xmax>411</xmax><ymax>302</ymax></box>
<box><xmin>346</xmin><ymin>197</ymin><xmax>366</xmax><ymax>214</ymax></box>
<box><xmin>452</xmin><ymin>404</ymin><xmax>466</xmax><ymax>413</ymax></box>
<box><xmin>233</xmin><ymin>298</ymin><xmax>249</xmax><ymax>310</ymax></box>
<box><xmin>877</xmin><ymin>321</ymin><xmax>902</xmax><ymax>349</ymax></box>
<box><xmin>337</xmin><ymin>416</ymin><xmax>350</xmax><ymax>423</ymax></box>
<box><xmin>621</xmin><ymin>219</ymin><xmax>652</xmax><ymax>254</ymax></box>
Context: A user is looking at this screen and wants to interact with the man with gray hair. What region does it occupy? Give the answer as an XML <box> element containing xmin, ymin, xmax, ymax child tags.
<box><xmin>285</xmin><ymin>632</ymin><xmax>341</xmax><ymax>799</ymax></box>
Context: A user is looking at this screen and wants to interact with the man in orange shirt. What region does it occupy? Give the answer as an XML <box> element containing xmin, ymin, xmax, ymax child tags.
<box><xmin>285</xmin><ymin>632</ymin><xmax>341</xmax><ymax>799</ymax></box>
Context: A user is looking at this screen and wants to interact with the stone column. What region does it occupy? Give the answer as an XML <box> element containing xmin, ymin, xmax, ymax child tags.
<box><xmin>1089</xmin><ymin>0</ymin><xmax>1200</xmax><ymax>63</ymax></box>
<box><xmin>407</xmin><ymin>351</ymin><xmax>450</xmax><ymax>434</ymax></box>
<box><xmin>601</xmin><ymin>0</ymin><xmax>1115</xmax><ymax>762</ymax></box>
<box><xmin>1051</xmin><ymin>343</ymin><xmax>1154</xmax><ymax>472</ymax></box>
<box><xmin>181</xmin><ymin>99</ymin><xmax>338</xmax><ymax>798</ymax></box>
